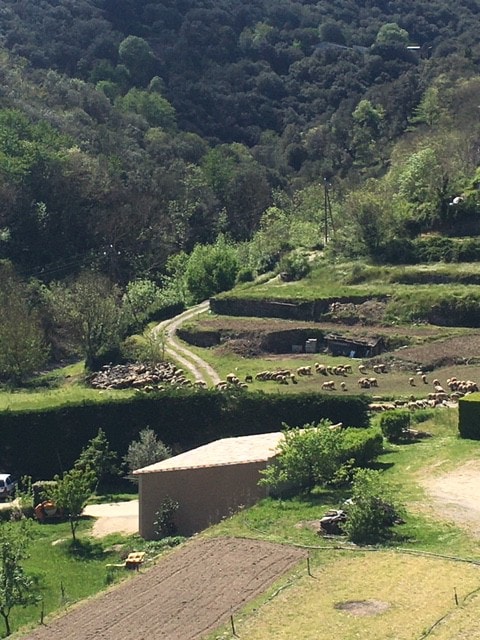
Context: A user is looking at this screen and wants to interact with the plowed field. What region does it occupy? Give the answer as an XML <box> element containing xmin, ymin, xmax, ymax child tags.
<box><xmin>21</xmin><ymin>537</ymin><xmax>306</xmax><ymax>640</ymax></box>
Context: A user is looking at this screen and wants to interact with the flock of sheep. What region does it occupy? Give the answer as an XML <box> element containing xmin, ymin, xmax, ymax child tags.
<box><xmin>215</xmin><ymin>360</ymin><xmax>479</xmax><ymax>412</ymax></box>
<box><xmin>90</xmin><ymin>361</ymin><xmax>478</xmax><ymax>413</ymax></box>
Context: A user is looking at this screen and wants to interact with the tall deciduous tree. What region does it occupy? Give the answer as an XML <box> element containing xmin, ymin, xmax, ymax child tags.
<box><xmin>46</xmin><ymin>271</ymin><xmax>123</xmax><ymax>369</ymax></box>
<box><xmin>0</xmin><ymin>262</ymin><xmax>48</xmax><ymax>382</ymax></box>
<box><xmin>0</xmin><ymin>520</ymin><xmax>39</xmax><ymax>636</ymax></box>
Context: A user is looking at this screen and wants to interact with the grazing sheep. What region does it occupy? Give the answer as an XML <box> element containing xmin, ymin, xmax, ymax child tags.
<box><xmin>245</xmin><ymin>374</ymin><xmax>253</xmax><ymax>383</ymax></box>
<box><xmin>297</xmin><ymin>366</ymin><xmax>312</xmax><ymax>376</ymax></box>
<box><xmin>409</xmin><ymin>377</ymin><xmax>416</xmax><ymax>386</ymax></box>
<box><xmin>358</xmin><ymin>364</ymin><xmax>367</xmax><ymax>374</ymax></box>
<box><xmin>421</xmin><ymin>374</ymin><xmax>428</xmax><ymax>384</ymax></box>
<box><xmin>340</xmin><ymin>381</ymin><xmax>347</xmax><ymax>391</ymax></box>
<box><xmin>322</xmin><ymin>380</ymin><xmax>336</xmax><ymax>390</ymax></box>
<box><xmin>368</xmin><ymin>377</ymin><xmax>378</xmax><ymax>387</ymax></box>
<box><xmin>358</xmin><ymin>377</ymin><xmax>371</xmax><ymax>389</ymax></box>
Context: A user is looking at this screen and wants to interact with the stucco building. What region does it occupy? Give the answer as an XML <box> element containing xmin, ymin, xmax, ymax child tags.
<box><xmin>134</xmin><ymin>432</ymin><xmax>284</xmax><ymax>539</ymax></box>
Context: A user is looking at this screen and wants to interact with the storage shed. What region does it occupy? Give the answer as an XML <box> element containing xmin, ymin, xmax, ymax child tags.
<box><xmin>133</xmin><ymin>432</ymin><xmax>284</xmax><ymax>539</ymax></box>
<box><xmin>325</xmin><ymin>333</ymin><xmax>385</xmax><ymax>358</ymax></box>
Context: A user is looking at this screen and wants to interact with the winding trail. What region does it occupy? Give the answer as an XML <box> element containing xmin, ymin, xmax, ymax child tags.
<box><xmin>152</xmin><ymin>301</ymin><xmax>221</xmax><ymax>387</ymax></box>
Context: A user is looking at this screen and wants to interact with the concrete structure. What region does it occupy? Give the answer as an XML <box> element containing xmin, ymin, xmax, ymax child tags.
<box><xmin>133</xmin><ymin>432</ymin><xmax>284</xmax><ymax>539</ymax></box>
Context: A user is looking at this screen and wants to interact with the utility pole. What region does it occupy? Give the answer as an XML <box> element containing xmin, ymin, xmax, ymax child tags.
<box><xmin>323</xmin><ymin>178</ymin><xmax>335</xmax><ymax>245</ymax></box>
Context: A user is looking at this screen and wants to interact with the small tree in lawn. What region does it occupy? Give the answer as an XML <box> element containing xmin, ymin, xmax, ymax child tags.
<box><xmin>0</xmin><ymin>519</ymin><xmax>39</xmax><ymax>636</ymax></box>
<box><xmin>124</xmin><ymin>428</ymin><xmax>171</xmax><ymax>475</ymax></box>
<box><xmin>48</xmin><ymin>468</ymin><xmax>96</xmax><ymax>545</ymax></box>
<box><xmin>74</xmin><ymin>428</ymin><xmax>119</xmax><ymax>493</ymax></box>
<box><xmin>343</xmin><ymin>468</ymin><xmax>402</xmax><ymax>544</ymax></box>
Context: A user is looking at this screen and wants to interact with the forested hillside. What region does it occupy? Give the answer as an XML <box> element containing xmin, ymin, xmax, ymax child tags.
<box><xmin>1</xmin><ymin>0</ymin><xmax>480</xmax><ymax>377</ymax></box>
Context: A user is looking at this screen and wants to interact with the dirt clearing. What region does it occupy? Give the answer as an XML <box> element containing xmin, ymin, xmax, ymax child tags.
<box><xmin>21</xmin><ymin>537</ymin><xmax>305</xmax><ymax>640</ymax></box>
<box><xmin>82</xmin><ymin>501</ymin><xmax>139</xmax><ymax>538</ymax></box>
<box><xmin>421</xmin><ymin>460</ymin><xmax>480</xmax><ymax>538</ymax></box>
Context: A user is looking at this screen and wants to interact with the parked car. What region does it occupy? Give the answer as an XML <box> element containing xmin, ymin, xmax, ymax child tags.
<box><xmin>0</xmin><ymin>474</ymin><xmax>16</xmax><ymax>501</ymax></box>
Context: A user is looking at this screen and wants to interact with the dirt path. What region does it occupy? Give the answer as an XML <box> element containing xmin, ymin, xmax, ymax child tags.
<box><xmin>153</xmin><ymin>301</ymin><xmax>221</xmax><ymax>387</ymax></box>
<box><xmin>421</xmin><ymin>460</ymin><xmax>480</xmax><ymax>538</ymax></box>
<box><xmin>22</xmin><ymin>537</ymin><xmax>306</xmax><ymax>640</ymax></box>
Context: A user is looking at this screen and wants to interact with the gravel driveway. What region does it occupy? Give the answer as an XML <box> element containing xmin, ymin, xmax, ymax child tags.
<box><xmin>82</xmin><ymin>500</ymin><xmax>139</xmax><ymax>538</ymax></box>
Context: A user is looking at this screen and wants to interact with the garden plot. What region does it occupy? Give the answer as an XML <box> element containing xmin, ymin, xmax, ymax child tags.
<box><xmin>21</xmin><ymin>537</ymin><xmax>305</xmax><ymax>640</ymax></box>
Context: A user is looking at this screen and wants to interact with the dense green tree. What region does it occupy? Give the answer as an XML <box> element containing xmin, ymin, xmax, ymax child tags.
<box><xmin>118</xmin><ymin>35</ymin><xmax>156</xmax><ymax>86</ymax></box>
<box><xmin>375</xmin><ymin>23</ymin><xmax>409</xmax><ymax>47</ymax></box>
<box><xmin>185</xmin><ymin>236</ymin><xmax>239</xmax><ymax>303</ymax></box>
<box><xmin>116</xmin><ymin>89</ymin><xmax>176</xmax><ymax>130</ymax></box>
<box><xmin>74</xmin><ymin>428</ymin><xmax>119</xmax><ymax>493</ymax></box>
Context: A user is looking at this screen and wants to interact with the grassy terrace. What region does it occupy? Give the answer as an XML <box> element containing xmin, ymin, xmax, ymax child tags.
<box><xmin>217</xmin><ymin>261</ymin><xmax>480</xmax><ymax>300</ymax></box>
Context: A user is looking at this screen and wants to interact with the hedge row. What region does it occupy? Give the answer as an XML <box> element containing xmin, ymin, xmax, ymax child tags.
<box><xmin>379</xmin><ymin>236</ymin><xmax>480</xmax><ymax>265</ymax></box>
<box><xmin>458</xmin><ymin>394</ymin><xmax>480</xmax><ymax>439</ymax></box>
<box><xmin>0</xmin><ymin>390</ymin><xmax>370</xmax><ymax>479</ymax></box>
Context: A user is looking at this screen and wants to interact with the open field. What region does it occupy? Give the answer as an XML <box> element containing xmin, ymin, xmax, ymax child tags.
<box><xmin>211</xmin><ymin>552</ymin><xmax>480</xmax><ymax>640</ymax></box>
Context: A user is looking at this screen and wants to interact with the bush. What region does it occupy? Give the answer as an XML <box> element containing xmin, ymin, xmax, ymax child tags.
<box><xmin>343</xmin><ymin>468</ymin><xmax>402</xmax><ymax>544</ymax></box>
<box><xmin>236</xmin><ymin>267</ymin><xmax>255</xmax><ymax>283</ymax></box>
<box><xmin>278</xmin><ymin>250</ymin><xmax>311</xmax><ymax>281</ymax></box>
<box><xmin>378</xmin><ymin>411</ymin><xmax>410</xmax><ymax>443</ymax></box>
<box><xmin>340</xmin><ymin>427</ymin><xmax>384</xmax><ymax>466</ymax></box>
<box><xmin>153</xmin><ymin>497</ymin><xmax>179</xmax><ymax>539</ymax></box>
<box><xmin>259</xmin><ymin>423</ymin><xmax>383</xmax><ymax>497</ymax></box>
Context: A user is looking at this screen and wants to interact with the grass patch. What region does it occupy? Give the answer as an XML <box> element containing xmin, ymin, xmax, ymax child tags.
<box><xmin>210</xmin><ymin>552</ymin><xmax>480</xmax><ymax>640</ymax></box>
<box><xmin>8</xmin><ymin>519</ymin><xmax>132</xmax><ymax>636</ymax></box>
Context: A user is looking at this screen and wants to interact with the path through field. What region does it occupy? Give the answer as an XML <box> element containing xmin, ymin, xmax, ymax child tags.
<box><xmin>21</xmin><ymin>537</ymin><xmax>305</xmax><ymax>640</ymax></box>
<box><xmin>153</xmin><ymin>301</ymin><xmax>221</xmax><ymax>387</ymax></box>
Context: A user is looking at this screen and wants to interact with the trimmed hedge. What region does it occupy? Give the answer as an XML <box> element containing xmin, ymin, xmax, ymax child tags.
<box><xmin>340</xmin><ymin>427</ymin><xmax>384</xmax><ymax>466</ymax></box>
<box><xmin>0</xmin><ymin>391</ymin><xmax>370</xmax><ymax>479</ymax></box>
<box><xmin>458</xmin><ymin>393</ymin><xmax>480</xmax><ymax>439</ymax></box>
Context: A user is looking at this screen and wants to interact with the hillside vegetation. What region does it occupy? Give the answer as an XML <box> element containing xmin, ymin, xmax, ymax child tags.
<box><xmin>1</xmin><ymin>1</ymin><xmax>480</xmax><ymax>381</ymax></box>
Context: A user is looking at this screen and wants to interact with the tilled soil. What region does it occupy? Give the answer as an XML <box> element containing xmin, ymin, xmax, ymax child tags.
<box><xmin>22</xmin><ymin>537</ymin><xmax>306</xmax><ymax>640</ymax></box>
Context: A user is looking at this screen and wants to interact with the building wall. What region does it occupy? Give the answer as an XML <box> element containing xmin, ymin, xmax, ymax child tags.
<box><xmin>138</xmin><ymin>461</ymin><xmax>270</xmax><ymax>539</ymax></box>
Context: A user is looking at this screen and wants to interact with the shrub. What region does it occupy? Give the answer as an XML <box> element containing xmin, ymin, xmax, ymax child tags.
<box><xmin>278</xmin><ymin>250</ymin><xmax>311</xmax><ymax>281</ymax></box>
<box><xmin>340</xmin><ymin>427</ymin><xmax>383</xmax><ymax>466</ymax></box>
<box><xmin>259</xmin><ymin>423</ymin><xmax>382</xmax><ymax>497</ymax></box>
<box><xmin>343</xmin><ymin>468</ymin><xmax>402</xmax><ymax>544</ymax></box>
<box><xmin>153</xmin><ymin>497</ymin><xmax>179</xmax><ymax>539</ymax></box>
<box><xmin>378</xmin><ymin>411</ymin><xmax>410</xmax><ymax>443</ymax></box>
<box><xmin>124</xmin><ymin>428</ymin><xmax>171</xmax><ymax>475</ymax></box>
<box><xmin>236</xmin><ymin>267</ymin><xmax>255</xmax><ymax>283</ymax></box>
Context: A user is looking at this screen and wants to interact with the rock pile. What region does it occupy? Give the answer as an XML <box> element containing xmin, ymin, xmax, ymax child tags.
<box><xmin>87</xmin><ymin>363</ymin><xmax>192</xmax><ymax>391</ymax></box>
